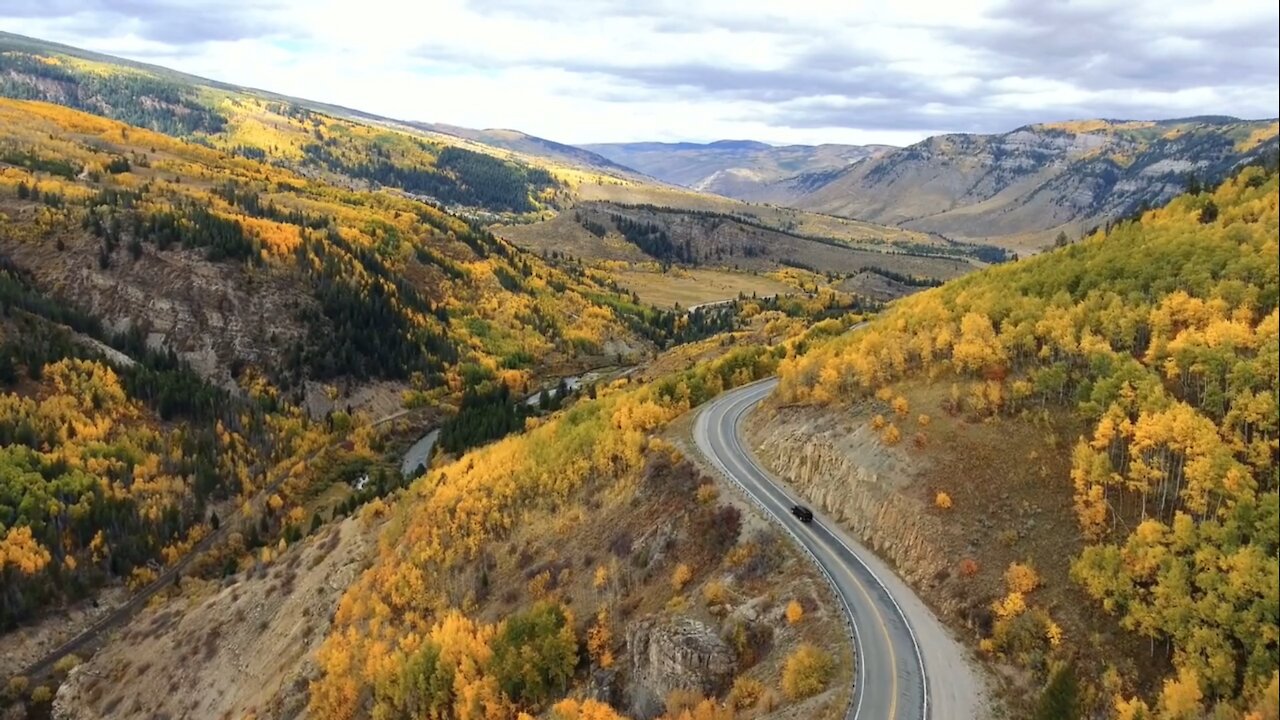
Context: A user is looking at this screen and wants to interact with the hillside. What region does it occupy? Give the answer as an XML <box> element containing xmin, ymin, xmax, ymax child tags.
<box><xmin>47</xmin><ymin>320</ymin><xmax>861</xmax><ymax>720</ymax></box>
<box><xmin>0</xmin><ymin>32</ymin><xmax>585</xmax><ymax>217</ymax></box>
<box><xmin>766</xmin><ymin>118</ymin><xmax>1279</xmax><ymax>253</ymax></box>
<box><xmin>500</xmin><ymin>202</ymin><xmax>979</xmax><ymax>283</ymax></box>
<box><xmin>0</xmin><ymin>97</ymin><xmax>678</xmax><ymax>419</ymax></box>
<box><xmin>581</xmin><ymin>140</ymin><xmax>893</xmax><ymax>199</ymax></box>
<box><xmin>754</xmin><ymin>164</ymin><xmax>1279</xmax><ymax>716</ymax></box>
<box><xmin>418</xmin><ymin>123</ymin><xmax>641</xmax><ymax>177</ymax></box>
<box><xmin>0</xmin><ymin>31</ymin><xmax>952</xmax><ymax>308</ymax></box>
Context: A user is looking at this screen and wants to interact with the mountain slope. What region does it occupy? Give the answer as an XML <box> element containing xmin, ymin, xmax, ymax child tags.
<box><xmin>764</xmin><ymin>163</ymin><xmax>1279</xmax><ymax>716</ymax></box>
<box><xmin>0</xmin><ymin>98</ymin><xmax>661</xmax><ymax>414</ymax></box>
<box><xmin>416</xmin><ymin>123</ymin><xmax>640</xmax><ymax>176</ymax></box>
<box><xmin>581</xmin><ymin>139</ymin><xmax>893</xmax><ymax>199</ymax></box>
<box><xmin>0</xmin><ymin>32</ymin><xmax>585</xmax><ymax>216</ymax></box>
<box><xmin>772</xmin><ymin>118</ymin><xmax>1279</xmax><ymax>252</ymax></box>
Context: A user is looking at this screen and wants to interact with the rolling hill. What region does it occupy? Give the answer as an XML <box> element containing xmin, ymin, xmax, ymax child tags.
<box><xmin>414</xmin><ymin>122</ymin><xmax>640</xmax><ymax>176</ymax></box>
<box><xmin>581</xmin><ymin>139</ymin><xmax>893</xmax><ymax>199</ymax></box>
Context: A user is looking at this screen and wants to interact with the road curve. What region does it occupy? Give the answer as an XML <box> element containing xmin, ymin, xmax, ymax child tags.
<box><xmin>694</xmin><ymin>378</ymin><xmax>987</xmax><ymax>720</ymax></box>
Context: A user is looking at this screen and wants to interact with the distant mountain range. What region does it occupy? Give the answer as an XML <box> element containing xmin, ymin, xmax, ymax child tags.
<box><xmin>3</xmin><ymin>30</ymin><xmax>1274</xmax><ymax>255</ymax></box>
<box><xmin>581</xmin><ymin>139</ymin><xmax>894</xmax><ymax>197</ymax></box>
<box><xmin>584</xmin><ymin>119</ymin><xmax>1279</xmax><ymax>251</ymax></box>
<box><xmin>412</xmin><ymin>123</ymin><xmax>638</xmax><ymax>176</ymax></box>
<box><xmin>763</xmin><ymin>118</ymin><xmax>1280</xmax><ymax>250</ymax></box>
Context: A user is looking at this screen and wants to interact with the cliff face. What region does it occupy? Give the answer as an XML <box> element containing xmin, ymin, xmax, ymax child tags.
<box><xmin>743</xmin><ymin>405</ymin><xmax>961</xmax><ymax>616</ymax></box>
<box><xmin>625</xmin><ymin>616</ymin><xmax>737</xmax><ymax>719</ymax></box>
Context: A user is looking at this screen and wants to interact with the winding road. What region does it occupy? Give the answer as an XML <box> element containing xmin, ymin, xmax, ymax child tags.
<box><xmin>694</xmin><ymin>379</ymin><xmax>987</xmax><ymax>720</ymax></box>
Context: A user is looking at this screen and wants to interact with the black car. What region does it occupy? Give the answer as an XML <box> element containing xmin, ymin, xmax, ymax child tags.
<box><xmin>790</xmin><ymin>505</ymin><xmax>814</xmax><ymax>523</ymax></box>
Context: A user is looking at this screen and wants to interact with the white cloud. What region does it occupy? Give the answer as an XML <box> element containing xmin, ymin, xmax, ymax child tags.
<box><xmin>1</xmin><ymin>0</ymin><xmax>1276</xmax><ymax>145</ymax></box>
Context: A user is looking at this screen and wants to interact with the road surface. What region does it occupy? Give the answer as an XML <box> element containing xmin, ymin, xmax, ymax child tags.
<box><xmin>694</xmin><ymin>378</ymin><xmax>987</xmax><ymax>720</ymax></box>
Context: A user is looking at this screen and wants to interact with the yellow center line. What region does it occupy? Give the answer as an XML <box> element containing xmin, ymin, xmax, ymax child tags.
<box><xmin>826</xmin><ymin>534</ymin><xmax>898</xmax><ymax>720</ymax></box>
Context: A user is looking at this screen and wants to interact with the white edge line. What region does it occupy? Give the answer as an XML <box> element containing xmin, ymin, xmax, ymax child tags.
<box><xmin>694</xmin><ymin>383</ymin><xmax>865</xmax><ymax>720</ymax></box>
<box><xmin>713</xmin><ymin>377</ymin><xmax>933</xmax><ymax>720</ymax></box>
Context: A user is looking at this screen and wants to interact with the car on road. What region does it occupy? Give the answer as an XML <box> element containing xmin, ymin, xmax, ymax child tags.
<box><xmin>790</xmin><ymin>504</ymin><xmax>814</xmax><ymax>523</ymax></box>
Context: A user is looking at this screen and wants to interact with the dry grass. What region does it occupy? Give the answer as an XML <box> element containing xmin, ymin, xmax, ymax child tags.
<box><xmin>610</xmin><ymin>267</ymin><xmax>795</xmax><ymax>308</ymax></box>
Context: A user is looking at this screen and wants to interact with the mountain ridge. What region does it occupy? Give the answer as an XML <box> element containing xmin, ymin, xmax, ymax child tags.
<box><xmin>581</xmin><ymin>138</ymin><xmax>896</xmax><ymax>198</ymax></box>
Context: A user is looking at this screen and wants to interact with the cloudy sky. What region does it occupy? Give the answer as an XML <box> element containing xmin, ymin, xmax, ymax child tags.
<box><xmin>2</xmin><ymin>0</ymin><xmax>1277</xmax><ymax>145</ymax></box>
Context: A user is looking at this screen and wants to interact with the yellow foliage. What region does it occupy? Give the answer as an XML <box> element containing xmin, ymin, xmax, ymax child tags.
<box><xmin>992</xmin><ymin>592</ymin><xmax>1026</xmax><ymax>619</ymax></box>
<box><xmin>1113</xmin><ymin>696</ymin><xmax>1152</xmax><ymax>720</ymax></box>
<box><xmin>549</xmin><ymin>699</ymin><xmax>630</xmax><ymax>720</ymax></box>
<box><xmin>892</xmin><ymin>395</ymin><xmax>910</xmax><ymax>416</ymax></box>
<box><xmin>728</xmin><ymin>676</ymin><xmax>765</xmax><ymax>709</ymax></box>
<box><xmin>702</xmin><ymin>580</ymin><xmax>728</xmax><ymax>606</ymax></box>
<box><xmin>780</xmin><ymin>644</ymin><xmax>834</xmax><ymax>700</ymax></box>
<box><xmin>1045</xmin><ymin>621</ymin><xmax>1063</xmax><ymax>648</ymax></box>
<box><xmin>0</xmin><ymin>526</ymin><xmax>51</xmax><ymax>575</ymax></box>
<box><xmin>934</xmin><ymin>492</ymin><xmax>953</xmax><ymax>510</ymax></box>
<box><xmin>1160</xmin><ymin>667</ymin><xmax>1205</xmax><ymax>719</ymax></box>
<box><xmin>785</xmin><ymin>599</ymin><xmax>804</xmax><ymax>625</ymax></box>
<box><xmin>671</xmin><ymin>563</ymin><xmax>693</xmax><ymax>592</ymax></box>
<box><xmin>695</xmin><ymin>483</ymin><xmax>719</xmax><ymax>504</ymax></box>
<box><xmin>1004</xmin><ymin>562</ymin><xmax>1040</xmax><ymax>594</ymax></box>
<box><xmin>127</xmin><ymin>566</ymin><xmax>157</xmax><ymax>590</ymax></box>
<box><xmin>881</xmin><ymin>424</ymin><xmax>901</xmax><ymax>445</ymax></box>
<box><xmin>587</xmin><ymin>610</ymin><xmax>614</xmax><ymax>668</ymax></box>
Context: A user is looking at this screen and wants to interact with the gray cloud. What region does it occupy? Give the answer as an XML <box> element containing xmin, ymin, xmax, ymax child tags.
<box><xmin>3</xmin><ymin>0</ymin><xmax>289</xmax><ymax>45</ymax></box>
<box><xmin>1</xmin><ymin>0</ymin><xmax>1276</xmax><ymax>142</ymax></box>
<box><xmin>954</xmin><ymin>0</ymin><xmax>1279</xmax><ymax>92</ymax></box>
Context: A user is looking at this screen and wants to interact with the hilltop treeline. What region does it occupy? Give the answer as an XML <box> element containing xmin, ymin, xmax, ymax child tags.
<box><xmin>0</xmin><ymin>51</ymin><xmax>225</xmax><ymax>135</ymax></box>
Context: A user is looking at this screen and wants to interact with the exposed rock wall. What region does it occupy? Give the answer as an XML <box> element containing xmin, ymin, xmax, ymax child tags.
<box><xmin>625</xmin><ymin>615</ymin><xmax>737</xmax><ymax>719</ymax></box>
<box><xmin>744</xmin><ymin>405</ymin><xmax>959</xmax><ymax>616</ymax></box>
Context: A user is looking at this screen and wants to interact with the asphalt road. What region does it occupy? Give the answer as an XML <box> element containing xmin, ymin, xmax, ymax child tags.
<box><xmin>694</xmin><ymin>378</ymin><xmax>987</xmax><ymax>720</ymax></box>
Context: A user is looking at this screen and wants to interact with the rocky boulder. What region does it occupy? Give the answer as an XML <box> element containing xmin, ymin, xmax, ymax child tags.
<box><xmin>625</xmin><ymin>615</ymin><xmax>736</xmax><ymax>719</ymax></box>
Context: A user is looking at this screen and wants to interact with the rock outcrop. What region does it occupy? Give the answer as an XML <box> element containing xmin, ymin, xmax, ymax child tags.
<box><xmin>745</xmin><ymin>405</ymin><xmax>959</xmax><ymax>616</ymax></box>
<box><xmin>625</xmin><ymin>615</ymin><xmax>736</xmax><ymax>719</ymax></box>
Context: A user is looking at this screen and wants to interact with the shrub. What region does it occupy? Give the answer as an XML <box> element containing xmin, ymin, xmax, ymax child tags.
<box><xmin>695</xmin><ymin>483</ymin><xmax>719</xmax><ymax>504</ymax></box>
<box><xmin>934</xmin><ymin>492</ymin><xmax>953</xmax><ymax>509</ymax></box>
<box><xmin>781</xmin><ymin>644</ymin><xmax>834</xmax><ymax>700</ymax></box>
<box><xmin>549</xmin><ymin>699</ymin><xmax>629</xmax><ymax>720</ymax></box>
<box><xmin>881</xmin><ymin>424</ymin><xmax>901</xmax><ymax>445</ymax></box>
<box><xmin>959</xmin><ymin>558</ymin><xmax>979</xmax><ymax>577</ymax></box>
<box><xmin>672</xmin><ymin>563</ymin><xmax>693</xmax><ymax>591</ymax></box>
<box><xmin>52</xmin><ymin>653</ymin><xmax>82</xmax><ymax>677</ymax></box>
<box><xmin>728</xmin><ymin>676</ymin><xmax>765</xmax><ymax>709</ymax></box>
<box><xmin>587</xmin><ymin>610</ymin><xmax>614</xmax><ymax>668</ymax></box>
<box><xmin>702</xmin><ymin>580</ymin><xmax>729</xmax><ymax>606</ymax></box>
<box><xmin>1005</xmin><ymin>562</ymin><xmax>1040</xmax><ymax>594</ymax></box>
<box><xmin>30</xmin><ymin>685</ymin><xmax>53</xmax><ymax>703</ymax></box>
<box><xmin>785</xmin><ymin>600</ymin><xmax>804</xmax><ymax>625</ymax></box>
<box><xmin>892</xmin><ymin>395</ymin><xmax>910</xmax><ymax>416</ymax></box>
<box><xmin>4</xmin><ymin>676</ymin><xmax>29</xmax><ymax>701</ymax></box>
